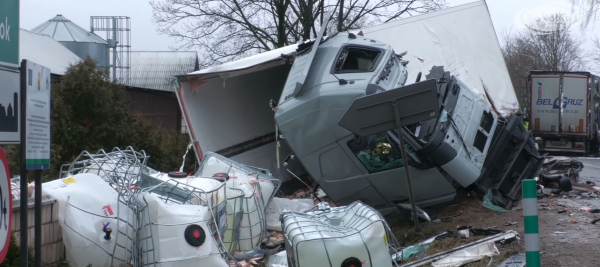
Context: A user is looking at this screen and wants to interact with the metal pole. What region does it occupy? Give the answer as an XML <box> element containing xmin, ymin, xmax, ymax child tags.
<box><xmin>34</xmin><ymin>170</ymin><xmax>42</xmax><ymax>267</ymax></box>
<box><xmin>112</xmin><ymin>17</ymin><xmax>117</xmax><ymax>83</ymax></box>
<box><xmin>522</xmin><ymin>179</ymin><xmax>540</xmax><ymax>267</ymax></box>
<box><xmin>393</xmin><ymin>100</ymin><xmax>420</xmax><ymax>230</ymax></box>
<box><xmin>19</xmin><ymin>60</ymin><xmax>29</xmax><ymax>267</ymax></box>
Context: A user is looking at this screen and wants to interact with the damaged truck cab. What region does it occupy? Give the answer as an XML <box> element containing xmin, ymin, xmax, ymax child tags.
<box><xmin>273</xmin><ymin>30</ymin><xmax>529</xmax><ymax>216</ymax></box>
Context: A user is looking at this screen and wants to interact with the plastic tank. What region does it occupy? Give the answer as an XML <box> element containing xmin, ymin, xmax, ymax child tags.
<box><xmin>149</xmin><ymin>171</ymin><xmax>245</xmax><ymax>253</ymax></box>
<box><xmin>197</xmin><ymin>153</ymin><xmax>278</xmax><ymax>252</ymax></box>
<box><xmin>281</xmin><ymin>201</ymin><xmax>396</xmax><ymax>267</ymax></box>
<box><xmin>41</xmin><ymin>173</ymin><xmax>136</xmax><ymax>267</ymax></box>
<box><xmin>137</xmin><ymin>192</ymin><xmax>229</xmax><ymax>267</ymax></box>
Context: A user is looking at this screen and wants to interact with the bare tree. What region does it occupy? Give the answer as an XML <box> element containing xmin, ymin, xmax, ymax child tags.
<box><xmin>502</xmin><ymin>13</ymin><xmax>586</xmax><ymax>110</ymax></box>
<box><xmin>151</xmin><ymin>0</ymin><xmax>445</xmax><ymax>67</ymax></box>
<box><xmin>569</xmin><ymin>0</ymin><xmax>600</xmax><ymax>29</ymax></box>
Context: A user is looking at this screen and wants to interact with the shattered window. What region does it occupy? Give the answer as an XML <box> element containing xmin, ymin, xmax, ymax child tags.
<box><xmin>334</xmin><ymin>46</ymin><xmax>381</xmax><ymax>72</ymax></box>
<box><xmin>348</xmin><ymin>132</ymin><xmax>404</xmax><ymax>173</ymax></box>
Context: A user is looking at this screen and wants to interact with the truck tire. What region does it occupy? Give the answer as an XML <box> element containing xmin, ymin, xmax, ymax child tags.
<box><xmin>559</xmin><ymin>176</ymin><xmax>573</xmax><ymax>192</ymax></box>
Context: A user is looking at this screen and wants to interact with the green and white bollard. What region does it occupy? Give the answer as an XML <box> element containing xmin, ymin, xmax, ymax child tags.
<box><xmin>523</xmin><ymin>179</ymin><xmax>540</xmax><ymax>267</ymax></box>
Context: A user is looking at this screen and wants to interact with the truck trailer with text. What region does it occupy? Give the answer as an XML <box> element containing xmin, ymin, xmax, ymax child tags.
<box><xmin>528</xmin><ymin>71</ymin><xmax>600</xmax><ymax>154</ymax></box>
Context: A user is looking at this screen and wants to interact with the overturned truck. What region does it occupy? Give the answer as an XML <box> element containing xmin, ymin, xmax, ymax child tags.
<box><xmin>175</xmin><ymin>1</ymin><xmax>544</xmax><ymax>216</ymax></box>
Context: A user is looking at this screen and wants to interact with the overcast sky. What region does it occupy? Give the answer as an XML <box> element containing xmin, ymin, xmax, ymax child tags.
<box><xmin>19</xmin><ymin>0</ymin><xmax>600</xmax><ymax>52</ymax></box>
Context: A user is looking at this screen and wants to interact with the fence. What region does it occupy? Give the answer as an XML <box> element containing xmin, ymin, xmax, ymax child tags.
<box><xmin>12</xmin><ymin>196</ymin><xmax>65</xmax><ymax>266</ymax></box>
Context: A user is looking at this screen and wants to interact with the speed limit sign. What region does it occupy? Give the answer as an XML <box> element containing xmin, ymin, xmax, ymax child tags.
<box><xmin>0</xmin><ymin>147</ymin><xmax>12</xmax><ymax>263</ymax></box>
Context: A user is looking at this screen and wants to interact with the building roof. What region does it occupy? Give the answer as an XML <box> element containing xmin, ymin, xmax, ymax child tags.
<box><xmin>125</xmin><ymin>51</ymin><xmax>199</xmax><ymax>92</ymax></box>
<box><xmin>31</xmin><ymin>14</ymin><xmax>107</xmax><ymax>44</ymax></box>
<box><xmin>20</xmin><ymin>29</ymin><xmax>83</xmax><ymax>75</ymax></box>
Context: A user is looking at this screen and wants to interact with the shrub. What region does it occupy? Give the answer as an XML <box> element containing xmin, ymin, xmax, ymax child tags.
<box><xmin>0</xmin><ymin>234</ymin><xmax>35</xmax><ymax>267</ymax></box>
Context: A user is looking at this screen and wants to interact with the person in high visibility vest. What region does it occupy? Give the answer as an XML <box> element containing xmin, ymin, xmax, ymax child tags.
<box><xmin>515</xmin><ymin>111</ymin><xmax>529</xmax><ymax>131</ymax></box>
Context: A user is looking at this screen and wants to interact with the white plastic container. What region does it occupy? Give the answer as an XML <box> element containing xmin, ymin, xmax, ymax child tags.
<box><xmin>281</xmin><ymin>201</ymin><xmax>393</xmax><ymax>267</ymax></box>
<box><xmin>198</xmin><ymin>155</ymin><xmax>274</xmax><ymax>251</ymax></box>
<box><xmin>137</xmin><ymin>193</ymin><xmax>229</xmax><ymax>267</ymax></box>
<box><xmin>41</xmin><ymin>173</ymin><xmax>136</xmax><ymax>267</ymax></box>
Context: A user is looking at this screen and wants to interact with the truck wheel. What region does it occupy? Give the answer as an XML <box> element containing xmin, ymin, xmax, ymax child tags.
<box><xmin>559</xmin><ymin>176</ymin><xmax>573</xmax><ymax>192</ymax></box>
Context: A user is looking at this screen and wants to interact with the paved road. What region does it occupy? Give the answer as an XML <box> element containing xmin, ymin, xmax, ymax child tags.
<box><xmin>574</xmin><ymin>157</ymin><xmax>600</xmax><ymax>184</ymax></box>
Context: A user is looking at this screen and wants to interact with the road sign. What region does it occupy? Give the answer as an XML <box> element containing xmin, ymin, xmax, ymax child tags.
<box><xmin>0</xmin><ymin>69</ymin><xmax>20</xmax><ymax>144</ymax></box>
<box><xmin>339</xmin><ymin>79</ymin><xmax>440</xmax><ymax>136</ymax></box>
<box><xmin>24</xmin><ymin>60</ymin><xmax>51</xmax><ymax>170</ymax></box>
<box><xmin>0</xmin><ymin>0</ymin><xmax>19</xmax><ymax>68</ymax></box>
<box><xmin>0</xmin><ymin>147</ymin><xmax>13</xmax><ymax>263</ymax></box>
<box><xmin>338</xmin><ymin>79</ymin><xmax>440</xmax><ymax>230</ymax></box>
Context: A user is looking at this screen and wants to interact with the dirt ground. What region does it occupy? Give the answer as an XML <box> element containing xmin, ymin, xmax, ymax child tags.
<box><xmin>389</xmin><ymin>191</ymin><xmax>600</xmax><ymax>266</ymax></box>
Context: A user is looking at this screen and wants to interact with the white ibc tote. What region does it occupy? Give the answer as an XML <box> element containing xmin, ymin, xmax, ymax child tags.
<box><xmin>281</xmin><ymin>201</ymin><xmax>400</xmax><ymax>267</ymax></box>
<box><xmin>197</xmin><ymin>152</ymin><xmax>280</xmax><ymax>253</ymax></box>
<box><xmin>41</xmin><ymin>173</ymin><xmax>136</xmax><ymax>267</ymax></box>
<box><xmin>136</xmin><ymin>189</ymin><xmax>230</xmax><ymax>267</ymax></box>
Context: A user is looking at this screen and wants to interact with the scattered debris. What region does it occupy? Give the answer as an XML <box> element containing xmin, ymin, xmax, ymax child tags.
<box><xmin>482</xmin><ymin>190</ymin><xmax>508</xmax><ymax>213</ymax></box>
<box><xmin>398</xmin><ymin>203</ymin><xmax>432</xmax><ymax>222</ymax></box>
<box><xmin>538</xmin><ymin>157</ymin><xmax>584</xmax><ymax>193</ymax></box>
<box><xmin>457</xmin><ymin>226</ymin><xmax>471</xmax><ymax>239</ymax></box>
<box><xmin>431</xmin><ymin>242</ymin><xmax>499</xmax><ymax>267</ymax></box>
<box><xmin>496</xmin><ymin>254</ymin><xmax>526</xmax><ymax>267</ymax></box>
<box><xmin>558</xmin><ymin>210</ymin><xmax>567</xmax><ymax>214</ymax></box>
<box><xmin>266</xmin><ymin>197</ymin><xmax>314</xmax><ymax>231</ymax></box>
<box><xmin>266</xmin><ymin>251</ymin><xmax>288</xmax><ymax>267</ymax></box>
<box><xmin>398</xmin><ymin>230</ymin><xmax>519</xmax><ymax>267</ymax></box>
<box><xmin>553</xmin><ymin>231</ymin><xmax>567</xmax><ymax>235</ymax></box>
<box><xmin>391</xmin><ymin>231</ymin><xmax>455</xmax><ymax>262</ymax></box>
<box><xmin>505</xmin><ymin>221</ymin><xmax>518</xmax><ymax>226</ymax></box>
<box><xmin>315</xmin><ymin>188</ymin><xmax>327</xmax><ymax>198</ymax></box>
<box><xmin>569</xmin><ymin>220</ymin><xmax>578</xmax><ymax>224</ymax></box>
<box><xmin>591</xmin><ymin>218</ymin><xmax>600</xmax><ymax>225</ymax></box>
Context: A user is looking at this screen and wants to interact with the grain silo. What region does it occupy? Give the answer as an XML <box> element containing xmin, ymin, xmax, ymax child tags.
<box><xmin>31</xmin><ymin>15</ymin><xmax>110</xmax><ymax>74</ymax></box>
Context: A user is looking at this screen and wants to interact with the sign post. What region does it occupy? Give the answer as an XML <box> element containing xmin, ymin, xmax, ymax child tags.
<box><xmin>338</xmin><ymin>79</ymin><xmax>440</xmax><ymax>230</ymax></box>
<box><xmin>20</xmin><ymin>60</ymin><xmax>51</xmax><ymax>267</ymax></box>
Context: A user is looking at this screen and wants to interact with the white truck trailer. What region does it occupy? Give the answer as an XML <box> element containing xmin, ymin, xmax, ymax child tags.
<box><xmin>528</xmin><ymin>71</ymin><xmax>600</xmax><ymax>154</ymax></box>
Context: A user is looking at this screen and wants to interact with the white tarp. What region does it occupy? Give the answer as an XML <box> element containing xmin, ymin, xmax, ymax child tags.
<box><xmin>358</xmin><ymin>0</ymin><xmax>519</xmax><ymax>114</ymax></box>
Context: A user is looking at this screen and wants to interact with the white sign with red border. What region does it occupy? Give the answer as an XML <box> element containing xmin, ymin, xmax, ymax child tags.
<box><xmin>0</xmin><ymin>147</ymin><xmax>13</xmax><ymax>263</ymax></box>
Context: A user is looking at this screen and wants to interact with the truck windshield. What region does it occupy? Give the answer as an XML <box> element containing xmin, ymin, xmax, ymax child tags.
<box><xmin>334</xmin><ymin>46</ymin><xmax>380</xmax><ymax>72</ymax></box>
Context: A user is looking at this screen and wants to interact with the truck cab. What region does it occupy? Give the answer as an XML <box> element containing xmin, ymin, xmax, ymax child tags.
<box><xmin>274</xmin><ymin>28</ymin><xmax>530</xmax><ymax>215</ymax></box>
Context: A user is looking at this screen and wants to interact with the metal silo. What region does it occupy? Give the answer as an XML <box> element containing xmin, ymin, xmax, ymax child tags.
<box><xmin>31</xmin><ymin>15</ymin><xmax>110</xmax><ymax>74</ymax></box>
